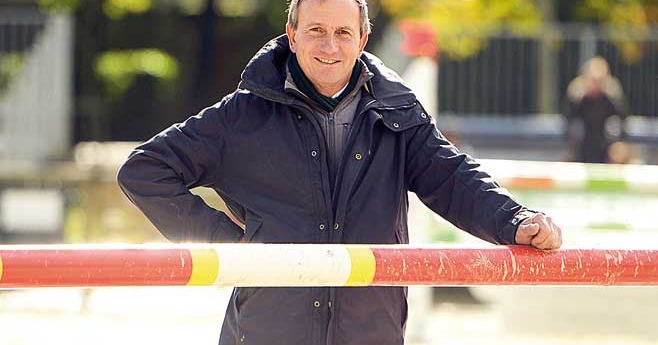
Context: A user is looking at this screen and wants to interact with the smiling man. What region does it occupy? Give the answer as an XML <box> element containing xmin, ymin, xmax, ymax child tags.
<box><xmin>117</xmin><ymin>0</ymin><xmax>562</xmax><ymax>344</ymax></box>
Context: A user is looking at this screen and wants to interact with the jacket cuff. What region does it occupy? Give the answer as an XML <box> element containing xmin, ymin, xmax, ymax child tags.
<box><xmin>499</xmin><ymin>209</ymin><xmax>541</xmax><ymax>245</ymax></box>
<box><xmin>212</xmin><ymin>213</ymin><xmax>246</xmax><ymax>242</ymax></box>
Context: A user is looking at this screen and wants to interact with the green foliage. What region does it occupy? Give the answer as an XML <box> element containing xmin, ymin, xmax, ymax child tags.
<box><xmin>575</xmin><ymin>0</ymin><xmax>647</xmax><ymax>23</ymax></box>
<box><xmin>574</xmin><ymin>0</ymin><xmax>651</xmax><ymax>63</ymax></box>
<box><xmin>382</xmin><ymin>0</ymin><xmax>543</xmax><ymax>59</ymax></box>
<box><xmin>103</xmin><ymin>0</ymin><xmax>153</xmax><ymax>19</ymax></box>
<box><xmin>216</xmin><ymin>0</ymin><xmax>262</xmax><ymax>17</ymax></box>
<box><xmin>0</xmin><ymin>53</ymin><xmax>24</xmax><ymax>97</ymax></box>
<box><xmin>102</xmin><ymin>0</ymin><xmax>265</xmax><ymax>19</ymax></box>
<box><xmin>176</xmin><ymin>0</ymin><xmax>206</xmax><ymax>15</ymax></box>
<box><xmin>381</xmin><ymin>0</ymin><xmax>656</xmax><ymax>61</ymax></box>
<box><xmin>38</xmin><ymin>0</ymin><xmax>83</xmax><ymax>13</ymax></box>
<box><xmin>95</xmin><ymin>49</ymin><xmax>179</xmax><ymax>96</ymax></box>
<box><xmin>264</xmin><ymin>1</ymin><xmax>288</xmax><ymax>31</ymax></box>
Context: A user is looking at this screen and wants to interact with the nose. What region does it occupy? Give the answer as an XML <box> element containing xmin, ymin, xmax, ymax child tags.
<box><xmin>320</xmin><ymin>34</ymin><xmax>338</xmax><ymax>53</ymax></box>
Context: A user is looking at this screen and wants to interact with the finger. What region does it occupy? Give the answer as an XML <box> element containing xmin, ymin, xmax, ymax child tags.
<box><xmin>534</xmin><ymin>218</ymin><xmax>563</xmax><ymax>250</ymax></box>
<box><xmin>533</xmin><ymin>232</ymin><xmax>557</xmax><ymax>249</ymax></box>
<box><xmin>531</xmin><ymin>226</ymin><xmax>551</xmax><ymax>248</ymax></box>
<box><xmin>520</xmin><ymin>216</ymin><xmax>541</xmax><ymax>235</ymax></box>
<box><xmin>545</xmin><ymin>217</ymin><xmax>563</xmax><ymax>249</ymax></box>
<box><xmin>527</xmin><ymin>214</ymin><xmax>549</xmax><ymax>246</ymax></box>
<box><xmin>515</xmin><ymin>223</ymin><xmax>539</xmax><ymax>245</ymax></box>
<box><xmin>536</xmin><ymin>214</ymin><xmax>552</xmax><ymax>232</ymax></box>
<box><xmin>547</xmin><ymin>220</ymin><xmax>563</xmax><ymax>249</ymax></box>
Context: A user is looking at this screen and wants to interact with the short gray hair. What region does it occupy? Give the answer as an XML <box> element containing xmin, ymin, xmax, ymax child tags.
<box><xmin>287</xmin><ymin>0</ymin><xmax>372</xmax><ymax>36</ymax></box>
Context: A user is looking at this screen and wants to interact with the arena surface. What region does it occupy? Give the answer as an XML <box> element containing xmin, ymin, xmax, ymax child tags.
<box><xmin>1</xmin><ymin>280</ymin><xmax>657</xmax><ymax>345</ymax></box>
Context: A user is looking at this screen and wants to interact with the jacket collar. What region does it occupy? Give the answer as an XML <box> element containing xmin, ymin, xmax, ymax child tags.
<box><xmin>238</xmin><ymin>35</ymin><xmax>417</xmax><ymax>109</ymax></box>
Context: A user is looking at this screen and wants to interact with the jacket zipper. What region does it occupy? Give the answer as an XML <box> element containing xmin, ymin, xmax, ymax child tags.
<box><xmin>326</xmin><ymin>111</ymin><xmax>336</xmax><ymax>246</ymax></box>
<box><xmin>290</xmin><ymin>102</ymin><xmax>335</xmax><ymax>240</ymax></box>
<box><xmin>327</xmin><ymin>111</ymin><xmax>335</xmax><ymax>184</ymax></box>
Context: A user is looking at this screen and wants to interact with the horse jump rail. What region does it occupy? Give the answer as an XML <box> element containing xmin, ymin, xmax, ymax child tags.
<box><xmin>0</xmin><ymin>244</ymin><xmax>656</xmax><ymax>287</ymax></box>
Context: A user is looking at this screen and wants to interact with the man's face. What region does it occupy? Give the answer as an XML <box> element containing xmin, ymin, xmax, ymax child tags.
<box><xmin>286</xmin><ymin>0</ymin><xmax>369</xmax><ymax>97</ymax></box>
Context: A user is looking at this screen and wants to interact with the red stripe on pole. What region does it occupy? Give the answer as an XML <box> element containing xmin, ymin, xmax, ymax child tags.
<box><xmin>370</xmin><ymin>246</ymin><xmax>658</xmax><ymax>285</ymax></box>
<box><xmin>0</xmin><ymin>249</ymin><xmax>193</xmax><ymax>287</ymax></box>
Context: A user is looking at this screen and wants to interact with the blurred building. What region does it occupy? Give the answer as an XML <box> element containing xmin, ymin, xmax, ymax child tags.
<box><xmin>387</xmin><ymin>24</ymin><xmax>658</xmax><ymax>163</ymax></box>
<box><xmin>0</xmin><ymin>0</ymin><xmax>72</xmax><ymax>162</ymax></box>
<box><xmin>0</xmin><ymin>2</ymin><xmax>74</xmax><ymax>243</ymax></box>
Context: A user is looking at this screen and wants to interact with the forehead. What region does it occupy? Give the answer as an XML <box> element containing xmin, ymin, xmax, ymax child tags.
<box><xmin>297</xmin><ymin>0</ymin><xmax>360</xmax><ymax>29</ymax></box>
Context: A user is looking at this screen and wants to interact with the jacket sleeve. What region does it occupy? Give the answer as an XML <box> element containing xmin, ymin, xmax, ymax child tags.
<box><xmin>405</xmin><ymin>120</ymin><xmax>531</xmax><ymax>245</ymax></box>
<box><xmin>117</xmin><ymin>98</ymin><xmax>244</xmax><ymax>243</ymax></box>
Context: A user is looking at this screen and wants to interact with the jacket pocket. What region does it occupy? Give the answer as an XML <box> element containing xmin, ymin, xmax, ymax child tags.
<box><xmin>376</xmin><ymin>103</ymin><xmax>430</xmax><ymax>132</ymax></box>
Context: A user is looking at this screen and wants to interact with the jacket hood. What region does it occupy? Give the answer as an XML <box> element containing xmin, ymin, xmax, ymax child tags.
<box><xmin>238</xmin><ymin>34</ymin><xmax>417</xmax><ymax>108</ymax></box>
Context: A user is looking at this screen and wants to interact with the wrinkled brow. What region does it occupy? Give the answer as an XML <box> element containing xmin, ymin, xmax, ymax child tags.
<box><xmin>303</xmin><ymin>23</ymin><xmax>357</xmax><ymax>32</ymax></box>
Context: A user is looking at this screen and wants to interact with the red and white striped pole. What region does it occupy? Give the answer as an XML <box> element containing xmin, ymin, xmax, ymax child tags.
<box><xmin>0</xmin><ymin>244</ymin><xmax>657</xmax><ymax>288</ymax></box>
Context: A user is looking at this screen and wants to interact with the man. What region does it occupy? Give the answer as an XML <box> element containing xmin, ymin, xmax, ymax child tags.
<box><xmin>117</xmin><ymin>0</ymin><xmax>562</xmax><ymax>344</ymax></box>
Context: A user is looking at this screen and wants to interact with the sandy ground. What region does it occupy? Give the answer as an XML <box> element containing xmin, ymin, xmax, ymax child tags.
<box><xmin>2</xmin><ymin>284</ymin><xmax>657</xmax><ymax>345</ymax></box>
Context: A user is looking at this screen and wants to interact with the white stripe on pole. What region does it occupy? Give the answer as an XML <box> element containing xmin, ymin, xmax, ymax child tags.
<box><xmin>215</xmin><ymin>244</ymin><xmax>353</xmax><ymax>287</ymax></box>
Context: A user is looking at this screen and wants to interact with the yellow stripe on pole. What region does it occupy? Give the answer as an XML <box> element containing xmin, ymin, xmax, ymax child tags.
<box><xmin>187</xmin><ymin>249</ymin><xmax>220</xmax><ymax>285</ymax></box>
<box><xmin>345</xmin><ymin>246</ymin><xmax>376</xmax><ymax>286</ymax></box>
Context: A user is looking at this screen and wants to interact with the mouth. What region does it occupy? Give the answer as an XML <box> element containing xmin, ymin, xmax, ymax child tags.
<box><xmin>315</xmin><ymin>57</ymin><xmax>340</xmax><ymax>65</ymax></box>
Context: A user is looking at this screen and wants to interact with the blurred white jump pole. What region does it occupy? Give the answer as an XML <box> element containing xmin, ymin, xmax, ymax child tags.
<box><xmin>402</xmin><ymin>55</ymin><xmax>439</xmax><ymax>344</ymax></box>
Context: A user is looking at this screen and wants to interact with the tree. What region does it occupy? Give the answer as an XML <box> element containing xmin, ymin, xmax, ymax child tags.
<box><xmin>38</xmin><ymin>0</ymin><xmax>289</xmax><ymax>141</ymax></box>
<box><xmin>36</xmin><ymin>0</ymin><xmax>392</xmax><ymax>142</ymax></box>
<box><xmin>380</xmin><ymin>0</ymin><xmax>657</xmax><ymax>60</ymax></box>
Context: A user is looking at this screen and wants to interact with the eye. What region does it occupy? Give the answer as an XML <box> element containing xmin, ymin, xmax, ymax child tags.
<box><xmin>309</xmin><ymin>27</ymin><xmax>324</xmax><ymax>34</ymax></box>
<box><xmin>338</xmin><ymin>29</ymin><xmax>352</xmax><ymax>37</ymax></box>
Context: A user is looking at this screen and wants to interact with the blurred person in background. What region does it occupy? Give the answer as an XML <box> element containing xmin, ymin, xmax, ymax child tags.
<box><xmin>607</xmin><ymin>140</ymin><xmax>644</xmax><ymax>165</ymax></box>
<box><xmin>117</xmin><ymin>0</ymin><xmax>562</xmax><ymax>344</ymax></box>
<box><xmin>563</xmin><ymin>56</ymin><xmax>628</xmax><ymax>163</ymax></box>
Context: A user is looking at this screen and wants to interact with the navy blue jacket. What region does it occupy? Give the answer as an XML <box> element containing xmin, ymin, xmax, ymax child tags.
<box><xmin>118</xmin><ymin>35</ymin><xmax>527</xmax><ymax>345</ymax></box>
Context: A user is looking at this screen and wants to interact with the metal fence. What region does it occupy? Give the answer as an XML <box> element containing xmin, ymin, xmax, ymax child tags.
<box><xmin>438</xmin><ymin>24</ymin><xmax>658</xmax><ymax>118</ymax></box>
<box><xmin>0</xmin><ymin>8</ymin><xmax>73</xmax><ymax>161</ymax></box>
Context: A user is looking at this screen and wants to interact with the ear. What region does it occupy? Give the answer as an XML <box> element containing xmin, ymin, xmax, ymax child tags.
<box><xmin>358</xmin><ymin>33</ymin><xmax>369</xmax><ymax>54</ymax></box>
<box><xmin>286</xmin><ymin>24</ymin><xmax>297</xmax><ymax>53</ymax></box>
